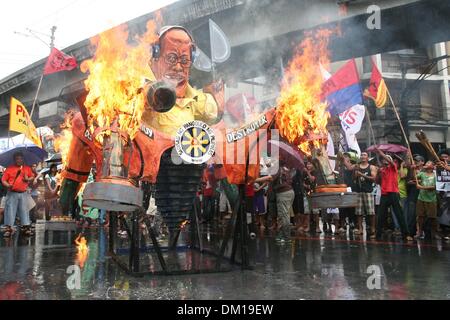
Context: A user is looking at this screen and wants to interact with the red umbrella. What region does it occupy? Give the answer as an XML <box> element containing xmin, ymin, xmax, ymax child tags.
<box><xmin>366</xmin><ymin>144</ymin><xmax>408</xmax><ymax>154</ymax></box>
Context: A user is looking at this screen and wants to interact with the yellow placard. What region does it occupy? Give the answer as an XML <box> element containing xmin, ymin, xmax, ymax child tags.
<box><xmin>9</xmin><ymin>97</ymin><xmax>42</xmax><ymax>147</ymax></box>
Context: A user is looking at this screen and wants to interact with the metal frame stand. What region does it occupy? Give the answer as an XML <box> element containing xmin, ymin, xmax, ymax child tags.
<box><xmin>107</xmin><ymin>187</ymin><xmax>253</xmax><ymax>276</ymax></box>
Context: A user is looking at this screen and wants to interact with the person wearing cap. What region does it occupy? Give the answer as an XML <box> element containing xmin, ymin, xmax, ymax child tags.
<box><xmin>374</xmin><ymin>148</ymin><xmax>412</xmax><ymax>241</ymax></box>
<box><xmin>1</xmin><ymin>152</ymin><xmax>35</xmax><ymax>237</ymax></box>
<box><xmin>143</xmin><ymin>25</ymin><xmax>224</xmax><ymax>137</ymax></box>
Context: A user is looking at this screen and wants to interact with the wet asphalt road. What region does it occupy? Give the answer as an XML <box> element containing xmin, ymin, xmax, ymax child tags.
<box><xmin>1</xmin><ymin>223</ymin><xmax>450</xmax><ymax>300</ymax></box>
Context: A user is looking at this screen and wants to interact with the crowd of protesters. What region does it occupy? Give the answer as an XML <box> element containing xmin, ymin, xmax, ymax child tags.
<box><xmin>3</xmin><ymin>146</ymin><xmax>450</xmax><ymax>244</ymax></box>
<box><xmin>198</xmin><ymin>147</ymin><xmax>450</xmax><ymax>244</ymax></box>
<box><xmin>0</xmin><ymin>152</ymin><xmax>63</xmax><ymax>238</ymax></box>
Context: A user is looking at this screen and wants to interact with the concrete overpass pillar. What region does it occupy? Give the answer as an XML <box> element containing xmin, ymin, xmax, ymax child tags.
<box><xmin>435</xmin><ymin>43</ymin><xmax>450</xmax><ymax>148</ymax></box>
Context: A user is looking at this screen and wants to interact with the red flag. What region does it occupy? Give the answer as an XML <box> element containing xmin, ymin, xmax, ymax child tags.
<box><xmin>43</xmin><ymin>48</ymin><xmax>77</xmax><ymax>75</ymax></box>
<box><xmin>364</xmin><ymin>61</ymin><xmax>388</xmax><ymax>108</ymax></box>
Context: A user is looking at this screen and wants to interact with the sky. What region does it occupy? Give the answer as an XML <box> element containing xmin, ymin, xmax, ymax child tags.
<box><xmin>0</xmin><ymin>0</ymin><xmax>179</xmax><ymax>80</ymax></box>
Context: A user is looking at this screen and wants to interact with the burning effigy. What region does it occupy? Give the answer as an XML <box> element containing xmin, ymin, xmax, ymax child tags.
<box><xmin>58</xmin><ymin>12</ymin><xmax>357</xmax><ymax>258</ymax></box>
<box><xmin>274</xmin><ymin>29</ymin><xmax>358</xmax><ymax>208</ymax></box>
<box><xmin>58</xmin><ymin>19</ymin><xmax>224</xmax><ymax>247</ymax></box>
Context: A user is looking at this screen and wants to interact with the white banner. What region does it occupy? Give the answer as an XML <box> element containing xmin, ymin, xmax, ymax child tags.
<box><xmin>339</xmin><ymin>104</ymin><xmax>365</xmax><ymax>135</ymax></box>
<box><xmin>345</xmin><ymin>132</ymin><xmax>361</xmax><ymax>155</ymax></box>
<box><xmin>339</xmin><ymin>104</ymin><xmax>365</xmax><ymax>155</ymax></box>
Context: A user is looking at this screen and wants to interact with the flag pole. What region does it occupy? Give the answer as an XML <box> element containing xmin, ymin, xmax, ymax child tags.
<box><xmin>364</xmin><ymin>105</ymin><xmax>376</xmax><ymax>145</ymax></box>
<box><xmin>386</xmin><ymin>87</ymin><xmax>417</xmax><ymax>184</ymax></box>
<box><xmin>30</xmin><ymin>26</ymin><xmax>56</xmax><ymax>119</ymax></box>
<box><xmin>29</xmin><ymin>74</ymin><xmax>44</xmax><ymax>119</ymax></box>
<box><xmin>22</xmin><ymin>67</ymin><xmax>44</xmax><ymax>146</ymax></box>
<box><xmin>23</xmin><ymin>26</ymin><xmax>56</xmax><ymax>145</ymax></box>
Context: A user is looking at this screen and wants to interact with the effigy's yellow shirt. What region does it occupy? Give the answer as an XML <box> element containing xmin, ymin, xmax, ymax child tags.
<box><xmin>141</xmin><ymin>70</ymin><xmax>219</xmax><ymax>137</ymax></box>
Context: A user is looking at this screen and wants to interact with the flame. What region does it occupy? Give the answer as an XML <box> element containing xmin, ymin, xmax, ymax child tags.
<box><xmin>75</xmin><ymin>234</ymin><xmax>89</xmax><ymax>268</ymax></box>
<box><xmin>54</xmin><ymin>109</ymin><xmax>76</xmax><ymax>168</ymax></box>
<box><xmin>80</xmin><ymin>15</ymin><xmax>161</xmax><ymax>140</ymax></box>
<box><xmin>276</xmin><ymin>29</ymin><xmax>334</xmax><ymax>155</ymax></box>
<box><xmin>180</xmin><ymin>220</ymin><xmax>189</xmax><ymax>229</ymax></box>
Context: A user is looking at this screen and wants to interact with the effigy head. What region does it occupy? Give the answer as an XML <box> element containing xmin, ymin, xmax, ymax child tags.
<box><xmin>151</xmin><ymin>26</ymin><xmax>196</xmax><ymax>98</ymax></box>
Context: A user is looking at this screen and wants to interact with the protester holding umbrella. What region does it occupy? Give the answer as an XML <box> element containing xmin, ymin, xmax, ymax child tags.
<box><xmin>1</xmin><ymin>152</ymin><xmax>35</xmax><ymax>237</ymax></box>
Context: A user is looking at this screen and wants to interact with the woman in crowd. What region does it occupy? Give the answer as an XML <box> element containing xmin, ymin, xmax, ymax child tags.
<box><xmin>44</xmin><ymin>164</ymin><xmax>60</xmax><ymax>221</ymax></box>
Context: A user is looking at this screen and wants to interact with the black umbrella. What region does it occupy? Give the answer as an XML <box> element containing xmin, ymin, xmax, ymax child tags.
<box><xmin>0</xmin><ymin>144</ymin><xmax>48</xmax><ymax>167</ymax></box>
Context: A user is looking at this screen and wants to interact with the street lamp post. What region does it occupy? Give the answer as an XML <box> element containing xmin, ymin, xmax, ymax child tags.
<box><xmin>29</xmin><ymin>26</ymin><xmax>57</xmax><ymax>119</ymax></box>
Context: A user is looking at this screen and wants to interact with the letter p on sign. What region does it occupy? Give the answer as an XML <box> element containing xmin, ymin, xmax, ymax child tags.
<box><xmin>16</xmin><ymin>104</ymin><xmax>24</xmax><ymax>116</ymax></box>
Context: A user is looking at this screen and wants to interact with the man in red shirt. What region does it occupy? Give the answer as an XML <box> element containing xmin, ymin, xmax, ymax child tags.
<box><xmin>1</xmin><ymin>152</ymin><xmax>35</xmax><ymax>237</ymax></box>
<box><xmin>375</xmin><ymin>148</ymin><xmax>412</xmax><ymax>241</ymax></box>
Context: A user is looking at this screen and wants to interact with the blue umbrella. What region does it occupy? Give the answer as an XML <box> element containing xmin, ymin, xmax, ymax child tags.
<box><xmin>0</xmin><ymin>144</ymin><xmax>48</xmax><ymax>167</ymax></box>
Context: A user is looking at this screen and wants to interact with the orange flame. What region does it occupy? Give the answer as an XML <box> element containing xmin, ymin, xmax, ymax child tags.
<box><xmin>180</xmin><ymin>220</ymin><xmax>189</xmax><ymax>229</ymax></box>
<box><xmin>276</xmin><ymin>29</ymin><xmax>334</xmax><ymax>155</ymax></box>
<box><xmin>75</xmin><ymin>234</ymin><xmax>89</xmax><ymax>268</ymax></box>
<box><xmin>54</xmin><ymin>109</ymin><xmax>76</xmax><ymax>168</ymax></box>
<box><xmin>80</xmin><ymin>16</ymin><xmax>161</xmax><ymax>140</ymax></box>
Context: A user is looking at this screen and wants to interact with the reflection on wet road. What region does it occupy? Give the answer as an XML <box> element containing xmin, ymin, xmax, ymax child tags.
<box><xmin>1</xmin><ymin>223</ymin><xmax>450</xmax><ymax>300</ymax></box>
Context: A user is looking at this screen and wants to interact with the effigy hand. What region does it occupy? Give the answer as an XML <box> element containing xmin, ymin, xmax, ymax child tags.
<box><xmin>203</xmin><ymin>79</ymin><xmax>225</xmax><ymax>114</ymax></box>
